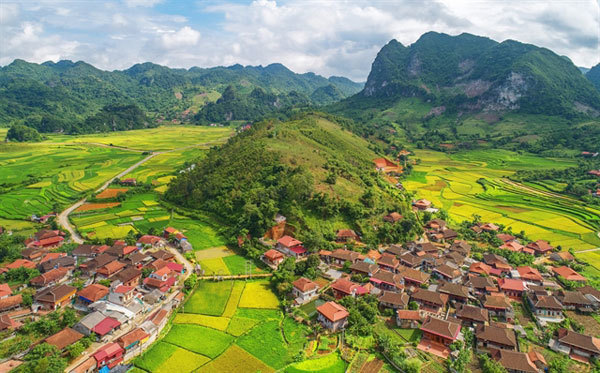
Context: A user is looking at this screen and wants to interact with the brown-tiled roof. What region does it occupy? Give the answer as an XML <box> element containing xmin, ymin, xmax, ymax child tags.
<box><xmin>371</xmin><ymin>270</ymin><xmax>402</xmax><ymax>287</ymax></box>
<box><xmin>77</xmin><ymin>284</ymin><xmax>110</xmax><ymax>302</ymax></box>
<box><xmin>438</xmin><ymin>282</ymin><xmax>469</xmax><ymax>299</ymax></box>
<box><xmin>350</xmin><ymin>261</ymin><xmax>379</xmax><ymax>275</ymax></box>
<box><xmin>483</xmin><ymin>253</ymin><xmax>508</xmax><ymax>266</ymax></box>
<box><xmin>378</xmin><ymin>253</ymin><xmax>399</xmax><ymax>268</ymax></box>
<box><xmin>116</xmin><ymin>328</ymin><xmax>150</xmax><ymax>348</ymax></box>
<box><xmin>378</xmin><ymin>291</ymin><xmax>409</xmax><ymax>307</ymax></box>
<box><xmin>35</xmin><ymin>284</ymin><xmax>76</xmax><ymax>303</ymax></box>
<box><xmin>330</xmin><ymin>249</ymin><xmax>360</xmax><ymax>262</ymax></box>
<box><xmin>420</xmin><ymin>316</ymin><xmax>461</xmax><ymax>340</ymax></box>
<box><xmin>0</xmin><ymin>294</ymin><xmax>22</xmax><ymax>311</ymax></box>
<box><xmin>434</xmin><ymin>264</ymin><xmax>461</xmax><ymax>279</ymax></box>
<box><xmin>557</xmin><ymin>328</ymin><xmax>600</xmax><ymax>354</ymax></box>
<box><xmin>476</xmin><ymin>324</ymin><xmax>517</xmax><ymax>347</ymax></box>
<box><xmin>411</xmin><ymin>289</ymin><xmax>448</xmax><ymax>307</ymax></box>
<box><xmin>384</xmin><ymin>245</ymin><xmax>406</xmax><ymax>256</ymax></box>
<box><xmin>398</xmin><ymin>266</ymin><xmax>430</xmax><ymax>284</ymax></box>
<box><xmin>30</xmin><ymin>267</ymin><xmax>69</xmax><ymax>286</ymax></box>
<box><xmin>465</xmin><ymin>275</ymin><xmax>497</xmax><ymax>291</ymax></box>
<box><xmin>317</xmin><ymin>301</ymin><xmax>349</xmax><ymax>322</ymax></box>
<box><xmin>44</xmin><ymin>327</ymin><xmax>83</xmax><ymax>350</ymax></box>
<box><xmin>400</xmin><ymin>253</ymin><xmax>423</xmax><ymax>267</ymax></box>
<box><xmin>117</xmin><ymin>267</ymin><xmax>142</xmax><ymax>283</ymax></box>
<box><xmin>397</xmin><ymin>310</ymin><xmax>422</xmax><ymax>320</ymax></box>
<box><xmin>491</xmin><ymin>349</ymin><xmax>538</xmax><ymax>373</ymax></box>
<box><xmin>483</xmin><ymin>294</ymin><xmax>512</xmax><ymax>309</ymax></box>
<box><xmin>292</xmin><ymin>277</ymin><xmax>319</xmax><ymax>293</ymax></box>
<box><xmin>469</xmin><ymin>262</ymin><xmax>491</xmax><ymax>275</ymax></box>
<box><xmin>331</xmin><ymin>278</ymin><xmax>359</xmax><ymax>295</ymax></box>
<box><xmin>559</xmin><ymin>290</ymin><xmax>592</xmax><ymax>305</ymax></box>
<box><xmin>456</xmin><ymin>304</ymin><xmax>489</xmax><ymax>323</ymax></box>
<box><xmin>530</xmin><ymin>294</ymin><xmax>562</xmax><ymax>310</ymax></box>
<box><xmin>150</xmin><ymin>250</ymin><xmax>174</xmax><ymax>261</ymax></box>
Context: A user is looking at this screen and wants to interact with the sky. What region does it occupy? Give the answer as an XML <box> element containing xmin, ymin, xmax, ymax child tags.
<box><xmin>1</xmin><ymin>0</ymin><xmax>599</xmax><ymax>81</ymax></box>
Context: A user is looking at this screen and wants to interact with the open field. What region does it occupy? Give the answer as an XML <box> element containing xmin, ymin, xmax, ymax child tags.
<box><xmin>43</xmin><ymin>125</ymin><xmax>233</xmax><ymax>151</ymax></box>
<box><xmin>136</xmin><ymin>279</ymin><xmax>315</xmax><ymax>372</ymax></box>
<box><xmin>284</xmin><ymin>352</ymin><xmax>347</xmax><ymax>373</ymax></box>
<box><xmin>0</xmin><ymin>143</ymin><xmax>142</xmax><ymax>220</ymax></box>
<box><xmin>238</xmin><ymin>281</ymin><xmax>280</xmax><ymax>309</ymax></box>
<box><xmin>404</xmin><ymin>149</ymin><xmax>600</xmax><ymax>257</ymax></box>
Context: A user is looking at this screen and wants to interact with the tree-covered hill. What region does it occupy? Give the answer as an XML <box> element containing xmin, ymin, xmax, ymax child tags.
<box><xmin>0</xmin><ymin>59</ymin><xmax>363</xmax><ymax>130</ymax></box>
<box><xmin>342</xmin><ymin>32</ymin><xmax>600</xmax><ymax>118</ymax></box>
<box><xmin>166</xmin><ymin>113</ymin><xmax>420</xmax><ymax>247</ymax></box>
<box><xmin>586</xmin><ymin>63</ymin><xmax>600</xmax><ymax>91</ymax></box>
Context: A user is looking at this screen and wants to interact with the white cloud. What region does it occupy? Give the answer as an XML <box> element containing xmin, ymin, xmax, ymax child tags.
<box><xmin>159</xmin><ymin>26</ymin><xmax>201</xmax><ymax>49</ymax></box>
<box><xmin>0</xmin><ymin>0</ymin><xmax>598</xmax><ymax>80</ymax></box>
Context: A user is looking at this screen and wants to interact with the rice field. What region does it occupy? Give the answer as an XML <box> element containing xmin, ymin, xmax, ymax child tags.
<box><xmin>0</xmin><ymin>143</ymin><xmax>142</xmax><ymax>220</ymax></box>
<box><xmin>238</xmin><ymin>281</ymin><xmax>280</xmax><ymax>309</ymax></box>
<box><xmin>404</xmin><ymin>149</ymin><xmax>600</xmax><ymax>257</ymax></box>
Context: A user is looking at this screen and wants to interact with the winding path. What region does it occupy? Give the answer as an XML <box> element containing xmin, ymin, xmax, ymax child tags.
<box><xmin>57</xmin><ymin>139</ymin><xmax>226</xmax><ymax>244</ymax></box>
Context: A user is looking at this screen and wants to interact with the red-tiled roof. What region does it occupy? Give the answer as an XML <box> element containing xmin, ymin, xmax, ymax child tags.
<box><xmin>497</xmin><ymin>278</ymin><xmax>525</xmax><ymax>292</ymax></box>
<box><xmin>166</xmin><ymin>262</ymin><xmax>184</xmax><ymax>272</ymax></box>
<box><xmin>78</xmin><ymin>284</ymin><xmax>109</xmax><ymax>303</ymax></box>
<box><xmin>552</xmin><ymin>266</ymin><xmax>586</xmax><ymax>282</ymax></box>
<box><xmin>44</xmin><ymin>327</ymin><xmax>84</xmax><ymax>350</ymax></box>
<box><xmin>40</xmin><ymin>252</ymin><xmax>66</xmax><ymax>263</ymax></box>
<box><xmin>277</xmin><ymin>235</ymin><xmax>302</xmax><ymax>248</ymax></box>
<box><xmin>264</xmin><ymin>249</ymin><xmax>284</xmax><ymax>261</ymax></box>
<box><xmin>0</xmin><ymin>294</ymin><xmax>22</xmax><ymax>311</ymax></box>
<box><xmin>397</xmin><ymin>310</ymin><xmax>422</xmax><ymax>320</ymax></box>
<box><xmin>117</xmin><ymin>328</ymin><xmax>149</xmax><ymax>348</ymax></box>
<box><xmin>331</xmin><ymin>278</ymin><xmax>359</xmax><ymax>295</ymax></box>
<box><xmin>36</xmin><ymin>236</ymin><xmax>64</xmax><ymax>247</ymax></box>
<box><xmin>6</xmin><ymin>259</ymin><xmax>36</xmax><ymax>270</ymax></box>
<box><xmin>30</xmin><ymin>267</ymin><xmax>69</xmax><ymax>286</ymax></box>
<box><xmin>517</xmin><ymin>266</ymin><xmax>543</xmax><ymax>282</ymax></box>
<box><xmin>317</xmin><ymin>301</ymin><xmax>349</xmax><ymax>322</ymax></box>
<box><xmin>93</xmin><ymin>342</ymin><xmax>123</xmax><ymax>362</ymax></box>
<box><xmin>92</xmin><ymin>317</ymin><xmax>120</xmax><ymax>336</ymax></box>
<box><xmin>0</xmin><ymin>283</ymin><xmax>11</xmax><ymax>298</ymax></box>
<box><xmin>137</xmin><ymin>235</ymin><xmax>162</xmax><ymax>245</ymax></box>
<box><xmin>292</xmin><ymin>277</ymin><xmax>319</xmax><ymax>293</ymax></box>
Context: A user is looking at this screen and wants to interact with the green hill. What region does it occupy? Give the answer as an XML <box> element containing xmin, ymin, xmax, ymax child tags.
<box><xmin>0</xmin><ymin>59</ymin><xmax>362</xmax><ymax>130</ymax></box>
<box><xmin>166</xmin><ymin>113</ymin><xmax>420</xmax><ymax>246</ymax></box>
<box><xmin>350</xmin><ymin>32</ymin><xmax>600</xmax><ymax>117</ymax></box>
<box><xmin>586</xmin><ymin>63</ymin><xmax>600</xmax><ymax>91</ymax></box>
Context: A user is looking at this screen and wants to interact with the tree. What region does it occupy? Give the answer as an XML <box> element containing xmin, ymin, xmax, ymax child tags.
<box><xmin>548</xmin><ymin>356</ymin><xmax>569</xmax><ymax>373</ymax></box>
<box><xmin>5</xmin><ymin>124</ymin><xmax>42</xmax><ymax>142</ymax></box>
<box><xmin>66</xmin><ymin>342</ymin><xmax>85</xmax><ymax>359</ymax></box>
<box><xmin>60</xmin><ymin>308</ymin><xmax>77</xmax><ymax>328</ymax></box>
<box><xmin>98</xmin><ymin>279</ymin><xmax>111</xmax><ymax>287</ymax></box>
<box><xmin>480</xmin><ymin>354</ymin><xmax>507</xmax><ymax>373</ymax></box>
<box><xmin>408</xmin><ymin>301</ymin><xmax>418</xmax><ymax>310</ymax></box>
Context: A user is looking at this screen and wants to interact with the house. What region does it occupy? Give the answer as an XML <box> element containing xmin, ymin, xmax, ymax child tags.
<box><xmin>262</xmin><ymin>249</ymin><xmax>284</xmax><ymax>268</ymax></box>
<box><xmin>374</xmin><ymin>157</ymin><xmax>399</xmax><ymax>172</ymax></box>
<box><xmin>370</xmin><ymin>270</ymin><xmax>404</xmax><ymax>292</ymax></box>
<box><xmin>150</xmin><ymin>266</ymin><xmax>172</xmax><ymax>282</ymax></box>
<box><xmin>92</xmin><ymin>342</ymin><xmax>124</xmax><ymax>370</ymax></box>
<box><xmin>74</xmin><ymin>311</ymin><xmax>105</xmax><ymax>336</ymax></box>
<box><xmin>44</xmin><ymin>327</ymin><xmax>84</xmax><ymax>351</ymax></box>
<box><xmin>433</xmin><ymin>264</ymin><xmax>462</xmax><ymax>283</ymax></box>
<box><xmin>476</xmin><ymin>324</ymin><xmax>517</xmax><ymax>351</ymax></box>
<box><xmin>526</xmin><ymin>240</ymin><xmax>553</xmax><ymax>256</ymax></box>
<box><xmin>378</xmin><ymin>291</ymin><xmax>409</xmax><ymax>310</ymax></box>
<box><xmin>5</xmin><ymin>259</ymin><xmax>36</xmax><ymax>271</ymax></box>
<box><xmin>366</xmin><ymin>249</ymin><xmax>382</xmax><ymax>262</ymax></box>
<box><xmin>105</xmin><ymin>244</ymin><xmax>138</xmax><ymax>258</ymax></box>
<box><xmin>79</xmin><ymin>253</ymin><xmax>118</xmax><ymax>275</ymax></box>
<box><xmin>316</xmin><ymin>301</ymin><xmax>349</xmax><ymax>332</ymax></box>
<box><xmin>554</xmin><ymin>328</ymin><xmax>600</xmax><ymax>360</ymax></box>
<box><xmin>455</xmin><ymin>304</ymin><xmax>489</xmax><ymax>326</ymax></box>
<box><xmin>549</xmin><ymin>251</ymin><xmax>574</xmax><ymax>262</ymax></box>
<box><xmin>108</xmin><ymin>285</ymin><xmax>136</xmax><ymax>306</ymax></box>
<box><xmin>384</xmin><ymin>212</ymin><xmax>403</xmax><ymax>223</ymax></box>
<box><xmin>137</xmin><ymin>235</ymin><xmax>163</xmax><ymax>248</ymax></box>
<box><xmin>143</xmin><ymin>275</ymin><xmax>176</xmax><ymax>293</ymax></box>
<box><xmin>331</xmin><ymin>278</ymin><xmax>360</xmax><ymax>299</ymax></box>
<box><xmin>483</xmin><ymin>254</ymin><xmax>512</xmax><ymax>274</ymax></box>
<box><xmin>413</xmin><ymin>199</ymin><xmax>432</xmax><ymax>210</ymax></box>
<box><xmin>411</xmin><ymin>289</ymin><xmax>448</xmax><ymax>315</ymax></box>
<box><xmin>0</xmin><ymin>294</ymin><xmax>22</xmax><ymax>313</ymax></box>
<box><xmin>149</xmin><ymin>250</ymin><xmax>175</xmax><ymax>262</ymax></box>
<box><xmin>116</xmin><ymin>328</ymin><xmax>150</xmax><ymax>351</ymax></box>
<box><xmin>398</xmin><ymin>266</ymin><xmax>430</xmax><ymax>287</ymax></box>
<box><xmin>276</xmin><ymin>235</ymin><xmax>307</xmax><ymax>258</ymax></box>
<box><xmin>579</xmin><ymin>285</ymin><xmax>600</xmax><ymax>306</ymax></box>
<box><xmin>527</xmin><ymin>294</ymin><xmax>564</xmax><ymax>322</ymax></box>
<box><xmin>20</xmin><ymin>247</ymin><xmax>46</xmax><ymax>261</ymax></box>
<box><xmin>30</xmin><ymin>235</ymin><xmax>64</xmax><ymax>250</ymax></box>
<box><xmin>116</xmin><ymin>267</ymin><xmax>142</xmax><ymax>287</ymax></box>
<box><xmin>383</xmin><ymin>245</ymin><xmax>405</xmax><ymax>257</ymax></box>
<box><xmin>501</xmin><ymin>241</ymin><xmax>525</xmax><ymax>253</ymax></box>
<box><xmin>497</xmin><ymin>278</ymin><xmax>525</xmax><ymax>299</ymax></box>
<box><xmin>72</xmin><ymin>244</ymin><xmax>100</xmax><ymax>259</ymax></box>
<box><xmin>29</xmin><ymin>267</ymin><xmax>70</xmax><ymax>287</ymax></box>
<box><xmin>166</xmin><ymin>262</ymin><xmax>184</xmax><ymax>274</ymax></box>
<box><xmin>77</xmin><ymin>284</ymin><xmax>110</xmax><ymax>305</ymax></box>
<box><xmin>335</xmin><ymin>229</ymin><xmax>360</xmax><ymax>243</ymax></box>
<box><xmin>0</xmin><ymin>284</ymin><xmax>11</xmax><ymax>299</ymax></box>
<box><xmin>291</xmin><ymin>277</ymin><xmax>319</xmax><ymax>304</ymax></box>
<box><xmin>420</xmin><ymin>316</ymin><xmax>461</xmax><ymax>346</ymax></box>
<box><xmin>96</xmin><ymin>260</ymin><xmax>126</xmax><ymax>278</ymax></box>
<box><xmin>328</xmin><ymin>249</ymin><xmax>361</xmax><ymax>266</ymax></box>
<box><xmin>39</xmin><ymin>256</ymin><xmax>76</xmax><ymax>273</ymax></box>
<box><xmin>163</xmin><ymin>227</ymin><xmax>179</xmax><ymax>238</ymax></box>
<box><xmin>482</xmin><ymin>294</ymin><xmax>514</xmax><ymax>321</ymax></box>
<box><xmin>443</xmin><ymin>252</ymin><xmax>466</xmax><ymax>267</ymax></box>
<box><xmin>396</xmin><ymin>310</ymin><xmax>422</xmax><ymax>328</ymax></box>
<box><xmin>469</xmin><ymin>262</ymin><xmax>492</xmax><ymax>276</ymax></box>
<box><xmin>558</xmin><ymin>290</ymin><xmax>594</xmax><ymax>312</ymax></box>
<box><xmin>465</xmin><ymin>275</ymin><xmax>498</xmax><ymax>294</ymax></box>
<box><xmin>517</xmin><ymin>266</ymin><xmax>543</xmax><ymax>284</ymax></box>
<box><xmin>552</xmin><ymin>266</ymin><xmax>587</xmax><ymax>282</ymax></box>
<box><xmin>34</xmin><ymin>284</ymin><xmax>77</xmax><ymax>310</ymax></box>
<box><xmin>490</xmin><ymin>349</ymin><xmax>546</xmax><ymax>373</ymax></box>
<box><xmin>40</xmin><ymin>252</ymin><xmax>66</xmax><ymax>264</ymax></box>
<box><xmin>378</xmin><ymin>253</ymin><xmax>401</xmax><ymax>272</ymax></box>
<box><xmin>120</xmin><ymin>178</ymin><xmax>137</xmax><ymax>186</ymax></box>
<box><xmin>450</xmin><ymin>240</ymin><xmax>472</xmax><ymax>256</ymax></box>
<box><xmin>399</xmin><ymin>252</ymin><xmax>424</xmax><ymax>269</ymax></box>
<box><xmin>497</xmin><ymin>233</ymin><xmax>516</xmax><ymax>243</ymax></box>
<box><xmin>0</xmin><ymin>314</ymin><xmax>22</xmax><ymax>332</ymax></box>
<box><xmin>123</xmin><ymin>251</ymin><xmax>149</xmax><ymax>269</ymax></box>
<box><xmin>350</xmin><ymin>261</ymin><xmax>379</xmax><ymax>277</ymax></box>
<box><xmin>438</xmin><ymin>282</ymin><xmax>469</xmax><ymax>303</ymax></box>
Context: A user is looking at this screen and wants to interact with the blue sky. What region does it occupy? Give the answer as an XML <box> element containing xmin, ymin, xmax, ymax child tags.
<box><xmin>1</xmin><ymin>0</ymin><xmax>598</xmax><ymax>81</ymax></box>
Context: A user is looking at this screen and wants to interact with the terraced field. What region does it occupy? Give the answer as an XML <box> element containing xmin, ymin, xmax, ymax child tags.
<box><xmin>0</xmin><ymin>143</ymin><xmax>143</xmax><ymax>222</ymax></box>
<box><xmin>44</xmin><ymin>125</ymin><xmax>232</xmax><ymax>151</ymax></box>
<box><xmin>404</xmin><ymin>149</ymin><xmax>600</xmax><ymax>275</ymax></box>
<box><xmin>134</xmin><ymin>279</ymin><xmax>324</xmax><ymax>373</ymax></box>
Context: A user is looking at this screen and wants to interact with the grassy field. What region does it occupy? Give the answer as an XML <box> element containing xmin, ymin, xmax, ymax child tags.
<box><xmin>44</xmin><ymin>125</ymin><xmax>232</xmax><ymax>151</ymax></box>
<box><xmin>238</xmin><ymin>281</ymin><xmax>280</xmax><ymax>309</ymax></box>
<box><xmin>284</xmin><ymin>352</ymin><xmax>347</xmax><ymax>373</ymax></box>
<box><xmin>0</xmin><ymin>143</ymin><xmax>142</xmax><ymax>221</ymax></box>
<box><xmin>403</xmin><ymin>149</ymin><xmax>600</xmax><ymax>254</ymax></box>
<box><xmin>136</xmin><ymin>279</ymin><xmax>313</xmax><ymax>372</ymax></box>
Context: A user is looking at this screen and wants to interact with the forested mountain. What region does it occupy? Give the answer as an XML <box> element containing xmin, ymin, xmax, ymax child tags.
<box><xmin>0</xmin><ymin>59</ymin><xmax>362</xmax><ymax>130</ymax></box>
<box><xmin>338</xmin><ymin>32</ymin><xmax>600</xmax><ymax>118</ymax></box>
<box><xmin>587</xmin><ymin>64</ymin><xmax>600</xmax><ymax>91</ymax></box>
<box><xmin>166</xmin><ymin>113</ymin><xmax>421</xmax><ymax>248</ymax></box>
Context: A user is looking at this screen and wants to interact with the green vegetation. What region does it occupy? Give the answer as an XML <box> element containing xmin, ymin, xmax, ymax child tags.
<box><xmin>284</xmin><ymin>352</ymin><xmax>347</xmax><ymax>373</ymax></box>
<box><xmin>182</xmin><ymin>280</ymin><xmax>232</xmax><ymax>316</ymax></box>
<box><xmin>134</xmin><ymin>342</ymin><xmax>178</xmax><ymax>372</ymax></box>
<box><xmin>586</xmin><ymin>63</ymin><xmax>600</xmax><ymax>91</ymax></box>
<box><xmin>163</xmin><ymin>324</ymin><xmax>233</xmax><ymax>358</ymax></box>
<box><xmin>5</xmin><ymin>124</ymin><xmax>42</xmax><ymax>142</ymax></box>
